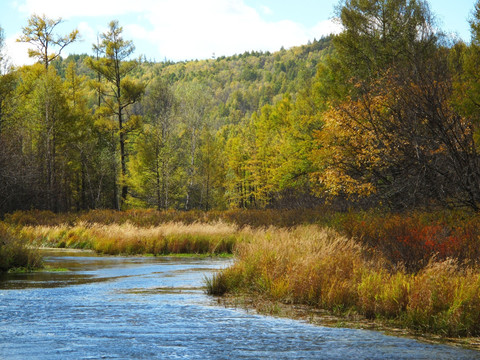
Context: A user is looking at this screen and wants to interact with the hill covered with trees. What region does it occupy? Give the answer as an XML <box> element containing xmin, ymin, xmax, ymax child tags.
<box><xmin>2</xmin><ymin>0</ymin><xmax>480</xmax><ymax>215</ymax></box>
<box><xmin>0</xmin><ymin>18</ymin><xmax>332</xmax><ymax>214</ymax></box>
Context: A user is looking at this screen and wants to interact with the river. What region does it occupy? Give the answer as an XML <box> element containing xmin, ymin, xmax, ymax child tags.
<box><xmin>0</xmin><ymin>250</ymin><xmax>479</xmax><ymax>359</ymax></box>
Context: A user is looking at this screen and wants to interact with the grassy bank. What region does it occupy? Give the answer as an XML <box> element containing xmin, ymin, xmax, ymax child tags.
<box><xmin>206</xmin><ymin>225</ymin><xmax>480</xmax><ymax>338</ymax></box>
<box><xmin>0</xmin><ymin>222</ymin><xmax>42</xmax><ymax>272</ymax></box>
<box><xmin>18</xmin><ymin>221</ymin><xmax>241</xmax><ymax>256</ymax></box>
<box><xmin>6</xmin><ymin>209</ymin><xmax>480</xmax><ymax>337</ymax></box>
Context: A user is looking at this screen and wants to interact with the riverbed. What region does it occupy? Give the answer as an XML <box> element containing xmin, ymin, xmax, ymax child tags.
<box><xmin>0</xmin><ymin>250</ymin><xmax>479</xmax><ymax>359</ymax></box>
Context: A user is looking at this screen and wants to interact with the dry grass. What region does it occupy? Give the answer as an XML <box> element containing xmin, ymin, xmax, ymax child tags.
<box><xmin>0</xmin><ymin>222</ymin><xmax>42</xmax><ymax>271</ymax></box>
<box><xmin>20</xmin><ymin>221</ymin><xmax>241</xmax><ymax>255</ymax></box>
<box><xmin>208</xmin><ymin>225</ymin><xmax>480</xmax><ymax>337</ymax></box>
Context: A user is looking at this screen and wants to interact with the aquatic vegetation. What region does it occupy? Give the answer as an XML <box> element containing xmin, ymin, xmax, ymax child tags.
<box><xmin>7</xmin><ymin>209</ymin><xmax>480</xmax><ymax>336</ymax></box>
<box><xmin>204</xmin><ymin>272</ymin><xmax>229</xmax><ymax>296</ymax></box>
<box><xmin>209</xmin><ymin>225</ymin><xmax>480</xmax><ymax>337</ymax></box>
<box><xmin>19</xmin><ymin>221</ymin><xmax>242</xmax><ymax>256</ymax></box>
<box><xmin>0</xmin><ymin>223</ymin><xmax>42</xmax><ymax>272</ymax></box>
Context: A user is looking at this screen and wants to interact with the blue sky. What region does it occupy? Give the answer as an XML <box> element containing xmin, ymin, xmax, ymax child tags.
<box><xmin>0</xmin><ymin>0</ymin><xmax>476</xmax><ymax>66</ymax></box>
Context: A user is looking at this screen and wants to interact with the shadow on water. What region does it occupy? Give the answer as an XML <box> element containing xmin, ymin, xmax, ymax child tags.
<box><xmin>0</xmin><ymin>249</ymin><xmax>221</xmax><ymax>290</ymax></box>
<box><xmin>0</xmin><ymin>249</ymin><xmax>141</xmax><ymax>289</ymax></box>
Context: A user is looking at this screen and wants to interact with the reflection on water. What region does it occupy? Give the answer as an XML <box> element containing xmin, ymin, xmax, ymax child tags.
<box><xmin>0</xmin><ymin>249</ymin><xmax>479</xmax><ymax>360</ymax></box>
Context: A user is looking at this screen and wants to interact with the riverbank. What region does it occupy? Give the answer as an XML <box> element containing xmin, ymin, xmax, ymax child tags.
<box><xmin>214</xmin><ymin>294</ymin><xmax>480</xmax><ymax>351</ymax></box>
<box><xmin>206</xmin><ymin>225</ymin><xmax>480</xmax><ymax>339</ymax></box>
<box><xmin>5</xmin><ymin>209</ymin><xmax>480</xmax><ymax>340</ymax></box>
<box><xmin>17</xmin><ymin>221</ymin><xmax>241</xmax><ymax>256</ymax></box>
<box><xmin>0</xmin><ymin>222</ymin><xmax>42</xmax><ymax>272</ymax></box>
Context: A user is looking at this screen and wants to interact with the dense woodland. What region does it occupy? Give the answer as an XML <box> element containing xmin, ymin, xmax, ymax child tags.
<box><xmin>2</xmin><ymin>0</ymin><xmax>480</xmax><ymax>215</ymax></box>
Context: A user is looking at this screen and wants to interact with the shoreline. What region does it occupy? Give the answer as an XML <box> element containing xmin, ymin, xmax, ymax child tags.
<box><xmin>213</xmin><ymin>294</ymin><xmax>480</xmax><ymax>352</ymax></box>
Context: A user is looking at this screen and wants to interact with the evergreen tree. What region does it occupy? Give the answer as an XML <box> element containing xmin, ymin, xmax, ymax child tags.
<box><xmin>86</xmin><ymin>20</ymin><xmax>145</xmax><ymax>209</ymax></box>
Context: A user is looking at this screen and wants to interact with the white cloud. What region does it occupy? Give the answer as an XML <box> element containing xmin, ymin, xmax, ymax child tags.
<box><xmin>132</xmin><ymin>0</ymin><xmax>325</xmax><ymax>60</ymax></box>
<box><xmin>260</xmin><ymin>5</ymin><xmax>272</xmax><ymax>16</ymax></box>
<box><xmin>310</xmin><ymin>18</ymin><xmax>343</xmax><ymax>38</ymax></box>
<box><xmin>12</xmin><ymin>0</ymin><xmax>341</xmax><ymax>63</ymax></box>
<box><xmin>5</xmin><ymin>34</ymin><xmax>35</xmax><ymax>67</ymax></box>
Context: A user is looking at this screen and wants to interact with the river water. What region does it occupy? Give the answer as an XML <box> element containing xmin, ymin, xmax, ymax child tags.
<box><xmin>0</xmin><ymin>250</ymin><xmax>479</xmax><ymax>360</ymax></box>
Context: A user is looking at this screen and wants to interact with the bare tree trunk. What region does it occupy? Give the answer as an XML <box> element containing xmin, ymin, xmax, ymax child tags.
<box><xmin>155</xmin><ymin>154</ymin><xmax>161</xmax><ymax>211</ymax></box>
<box><xmin>118</xmin><ymin>103</ymin><xmax>128</xmax><ymax>207</ymax></box>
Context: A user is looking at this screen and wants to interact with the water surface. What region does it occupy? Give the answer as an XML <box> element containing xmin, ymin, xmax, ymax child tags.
<box><xmin>1</xmin><ymin>250</ymin><xmax>479</xmax><ymax>359</ymax></box>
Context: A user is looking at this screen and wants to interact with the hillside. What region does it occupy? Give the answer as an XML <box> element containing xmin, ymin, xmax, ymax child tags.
<box><xmin>0</xmin><ymin>36</ymin><xmax>333</xmax><ymax>214</ymax></box>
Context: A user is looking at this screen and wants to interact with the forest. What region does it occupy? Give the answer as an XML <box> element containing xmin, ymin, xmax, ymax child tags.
<box><xmin>3</xmin><ymin>0</ymin><xmax>480</xmax><ymax>216</ymax></box>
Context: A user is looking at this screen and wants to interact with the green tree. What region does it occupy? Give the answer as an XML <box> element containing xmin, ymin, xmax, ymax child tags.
<box><xmin>0</xmin><ymin>26</ymin><xmax>19</xmax><ymax>215</ymax></box>
<box><xmin>129</xmin><ymin>78</ymin><xmax>178</xmax><ymax>209</ymax></box>
<box><xmin>15</xmin><ymin>15</ymin><xmax>79</xmax><ymax>211</ymax></box>
<box><xmin>197</xmin><ymin>126</ymin><xmax>224</xmax><ymax>210</ymax></box>
<box><xmin>87</xmin><ymin>20</ymin><xmax>145</xmax><ymax>209</ymax></box>
<box><xmin>0</xmin><ymin>26</ymin><xmax>16</xmax><ymax>133</ymax></box>
<box><xmin>176</xmin><ymin>81</ymin><xmax>214</xmax><ymax>209</ymax></box>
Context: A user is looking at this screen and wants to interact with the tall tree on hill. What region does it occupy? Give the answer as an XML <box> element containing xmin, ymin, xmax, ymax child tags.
<box><xmin>176</xmin><ymin>81</ymin><xmax>213</xmax><ymax>210</ymax></box>
<box><xmin>87</xmin><ymin>20</ymin><xmax>145</xmax><ymax>209</ymax></box>
<box><xmin>130</xmin><ymin>78</ymin><xmax>178</xmax><ymax>210</ymax></box>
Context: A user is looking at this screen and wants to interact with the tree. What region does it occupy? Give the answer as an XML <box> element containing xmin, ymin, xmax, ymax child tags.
<box><xmin>86</xmin><ymin>20</ymin><xmax>145</xmax><ymax>209</ymax></box>
<box><xmin>63</xmin><ymin>60</ymin><xmax>103</xmax><ymax>210</ymax></box>
<box><xmin>17</xmin><ymin>14</ymin><xmax>79</xmax><ymax>70</ymax></box>
<box><xmin>0</xmin><ymin>26</ymin><xmax>18</xmax><ymax>215</ymax></box>
<box><xmin>334</xmin><ymin>0</ymin><xmax>436</xmax><ymax>85</ymax></box>
<box><xmin>129</xmin><ymin>78</ymin><xmax>178</xmax><ymax>209</ymax></box>
<box><xmin>176</xmin><ymin>81</ymin><xmax>213</xmax><ymax>210</ymax></box>
<box><xmin>197</xmin><ymin>126</ymin><xmax>224</xmax><ymax>210</ymax></box>
<box><xmin>15</xmin><ymin>15</ymin><xmax>79</xmax><ymax>211</ymax></box>
<box><xmin>0</xmin><ymin>26</ymin><xmax>16</xmax><ymax>132</ymax></box>
<box><xmin>312</xmin><ymin>0</ymin><xmax>480</xmax><ymax>210</ymax></box>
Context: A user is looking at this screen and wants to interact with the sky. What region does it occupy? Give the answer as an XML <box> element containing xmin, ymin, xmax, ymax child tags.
<box><xmin>0</xmin><ymin>0</ymin><xmax>476</xmax><ymax>66</ymax></box>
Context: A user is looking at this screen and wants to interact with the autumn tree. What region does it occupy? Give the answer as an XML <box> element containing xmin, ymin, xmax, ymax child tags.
<box><xmin>17</xmin><ymin>14</ymin><xmax>78</xmax><ymax>70</ymax></box>
<box><xmin>129</xmin><ymin>78</ymin><xmax>179</xmax><ymax>209</ymax></box>
<box><xmin>176</xmin><ymin>81</ymin><xmax>214</xmax><ymax>210</ymax></box>
<box><xmin>63</xmin><ymin>60</ymin><xmax>105</xmax><ymax>210</ymax></box>
<box><xmin>14</xmin><ymin>16</ymin><xmax>79</xmax><ymax>211</ymax></box>
<box><xmin>0</xmin><ymin>26</ymin><xmax>15</xmax><ymax>133</ymax></box>
<box><xmin>313</xmin><ymin>0</ymin><xmax>480</xmax><ymax>210</ymax></box>
<box><xmin>197</xmin><ymin>126</ymin><xmax>224</xmax><ymax>210</ymax></box>
<box><xmin>0</xmin><ymin>26</ymin><xmax>18</xmax><ymax>215</ymax></box>
<box><xmin>87</xmin><ymin>20</ymin><xmax>145</xmax><ymax>209</ymax></box>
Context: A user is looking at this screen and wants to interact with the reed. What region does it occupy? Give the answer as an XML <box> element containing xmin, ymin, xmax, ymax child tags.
<box><xmin>19</xmin><ymin>221</ymin><xmax>241</xmax><ymax>256</ymax></box>
<box><xmin>210</xmin><ymin>225</ymin><xmax>480</xmax><ymax>337</ymax></box>
<box><xmin>0</xmin><ymin>222</ymin><xmax>42</xmax><ymax>271</ymax></box>
<box><xmin>4</xmin><ymin>208</ymin><xmax>330</xmax><ymax>228</ymax></box>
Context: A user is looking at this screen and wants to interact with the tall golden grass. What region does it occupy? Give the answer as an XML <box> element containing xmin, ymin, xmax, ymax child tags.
<box><xmin>19</xmin><ymin>221</ymin><xmax>241</xmax><ymax>255</ymax></box>
<box><xmin>208</xmin><ymin>225</ymin><xmax>480</xmax><ymax>337</ymax></box>
<box><xmin>0</xmin><ymin>222</ymin><xmax>42</xmax><ymax>271</ymax></box>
